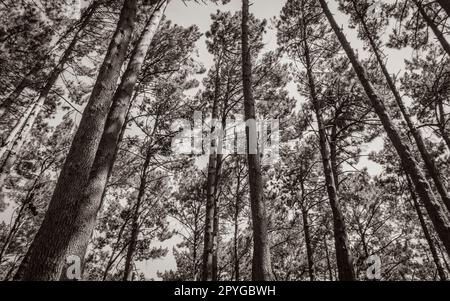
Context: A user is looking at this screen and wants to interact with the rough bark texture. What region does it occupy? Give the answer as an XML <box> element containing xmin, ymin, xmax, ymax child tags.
<box><xmin>351</xmin><ymin>1</ymin><xmax>450</xmax><ymax>213</ymax></box>
<box><xmin>302</xmin><ymin>208</ymin><xmax>315</xmax><ymax>281</ymax></box>
<box><xmin>437</xmin><ymin>99</ymin><xmax>450</xmax><ymax>152</ymax></box>
<box><xmin>319</xmin><ymin>0</ymin><xmax>450</xmax><ymax>258</ymax></box>
<box><xmin>414</xmin><ymin>0</ymin><xmax>450</xmax><ymax>57</ymax></box>
<box><xmin>242</xmin><ymin>0</ymin><xmax>273</xmax><ymax>281</ymax></box>
<box><xmin>14</xmin><ymin>0</ymin><xmax>138</xmax><ymax>281</ymax></box>
<box><xmin>58</xmin><ymin>1</ymin><xmax>167</xmax><ymax>279</ymax></box>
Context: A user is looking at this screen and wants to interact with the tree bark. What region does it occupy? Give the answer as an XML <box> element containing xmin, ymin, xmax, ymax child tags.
<box><xmin>14</xmin><ymin>0</ymin><xmax>139</xmax><ymax>281</ymax></box>
<box><xmin>241</xmin><ymin>0</ymin><xmax>273</xmax><ymax>281</ymax></box>
<box><xmin>59</xmin><ymin>1</ymin><xmax>167</xmax><ymax>279</ymax></box>
<box><xmin>436</xmin><ymin>99</ymin><xmax>450</xmax><ymax>151</ymax></box>
<box><xmin>320</xmin><ymin>0</ymin><xmax>450</xmax><ymax>258</ymax></box>
<box><xmin>351</xmin><ymin>0</ymin><xmax>450</xmax><ymax>213</ymax></box>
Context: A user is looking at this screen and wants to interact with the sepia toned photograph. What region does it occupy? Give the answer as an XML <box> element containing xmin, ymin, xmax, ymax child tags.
<box><xmin>0</xmin><ymin>0</ymin><xmax>449</xmax><ymax>290</ymax></box>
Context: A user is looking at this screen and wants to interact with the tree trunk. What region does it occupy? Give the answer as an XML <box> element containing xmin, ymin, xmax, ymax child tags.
<box><xmin>303</xmin><ymin>27</ymin><xmax>355</xmax><ymax>280</ymax></box>
<box><xmin>60</xmin><ymin>1</ymin><xmax>167</xmax><ymax>279</ymax></box>
<box><xmin>351</xmin><ymin>1</ymin><xmax>450</xmax><ymax>213</ymax></box>
<box><xmin>14</xmin><ymin>0</ymin><xmax>139</xmax><ymax>281</ymax></box>
<box><xmin>202</xmin><ymin>62</ymin><xmax>221</xmax><ymax>281</ymax></box>
<box><xmin>241</xmin><ymin>0</ymin><xmax>273</xmax><ymax>281</ymax></box>
<box><xmin>0</xmin><ymin>75</ymin><xmax>32</xmax><ymax>120</ymax></box>
<box><xmin>0</xmin><ymin>2</ymin><xmax>98</xmax><ymax>190</ymax></box>
<box><xmin>406</xmin><ymin>175</ymin><xmax>447</xmax><ymax>281</ymax></box>
<box><xmin>123</xmin><ymin>147</ymin><xmax>153</xmax><ymax>281</ymax></box>
<box><xmin>437</xmin><ymin>99</ymin><xmax>450</xmax><ymax>152</ymax></box>
<box><xmin>320</xmin><ymin>0</ymin><xmax>450</xmax><ymax>258</ymax></box>
<box><xmin>302</xmin><ymin>208</ymin><xmax>315</xmax><ymax>281</ymax></box>
<box><xmin>414</xmin><ymin>0</ymin><xmax>450</xmax><ymax>57</ymax></box>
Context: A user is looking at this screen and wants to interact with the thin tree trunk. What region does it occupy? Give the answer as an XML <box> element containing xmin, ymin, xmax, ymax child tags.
<box><xmin>233</xmin><ymin>174</ymin><xmax>241</xmax><ymax>281</ymax></box>
<box><xmin>414</xmin><ymin>0</ymin><xmax>450</xmax><ymax>57</ymax></box>
<box><xmin>303</xmin><ymin>27</ymin><xmax>355</xmax><ymax>280</ymax></box>
<box><xmin>351</xmin><ymin>0</ymin><xmax>450</xmax><ymax>213</ymax></box>
<box><xmin>202</xmin><ymin>61</ymin><xmax>221</xmax><ymax>281</ymax></box>
<box><xmin>320</xmin><ymin>0</ymin><xmax>450</xmax><ymax>258</ymax></box>
<box><xmin>302</xmin><ymin>208</ymin><xmax>315</xmax><ymax>281</ymax></box>
<box><xmin>123</xmin><ymin>148</ymin><xmax>153</xmax><ymax>281</ymax></box>
<box><xmin>406</xmin><ymin>175</ymin><xmax>447</xmax><ymax>281</ymax></box>
<box><xmin>14</xmin><ymin>0</ymin><xmax>139</xmax><ymax>281</ymax></box>
<box><xmin>241</xmin><ymin>0</ymin><xmax>273</xmax><ymax>281</ymax></box>
<box><xmin>437</xmin><ymin>99</ymin><xmax>450</xmax><ymax>151</ymax></box>
<box><xmin>323</xmin><ymin>233</ymin><xmax>334</xmax><ymax>281</ymax></box>
<box><xmin>0</xmin><ymin>2</ymin><xmax>98</xmax><ymax>190</ymax></box>
<box><xmin>0</xmin><ymin>75</ymin><xmax>32</xmax><ymax>119</ymax></box>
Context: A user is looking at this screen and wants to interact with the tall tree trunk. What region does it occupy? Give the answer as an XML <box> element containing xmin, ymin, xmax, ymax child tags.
<box><xmin>323</xmin><ymin>232</ymin><xmax>334</xmax><ymax>281</ymax></box>
<box><xmin>320</xmin><ymin>0</ymin><xmax>450</xmax><ymax>258</ymax></box>
<box><xmin>14</xmin><ymin>0</ymin><xmax>139</xmax><ymax>281</ymax></box>
<box><xmin>351</xmin><ymin>0</ymin><xmax>450</xmax><ymax>213</ymax></box>
<box><xmin>406</xmin><ymin>175</ymin><xmax>447</xmax><ymax>281</ymax></box>
<box><xmin>123</xmin><ymin>148</ymin><xmax>153</xmax><ymax>281</ymax></box>
<box><xmin>0</xmin><ymin>2</ymin><xmax>99</xmax><ymax>190</ymax></box>
<box><xmin>202</xmin><ymin>61</ymin><xmax>221</xmax><ymax>281</ymax></box>
<box><xmin>233</xmin><ymin>173</ymin><xmax>241</xmax><ymax>281</ymax></box>
<box><xmin>303</xmin><ymin>26</ymin><xmax>355</xmax><ymax>280</ymax></box>
<box><xmin>60</xmin><ymin>1</ymin><xmax>167</xmax><ymax>279</ymax></box>
<box><xmin>241</xmin><ymin>0</ymin><xmax>273</xmax><ymax>281</ymax></box>
<box><xmin>302</xmin><ymin>208</ymin><xmax>315</xmax><ymax>281</ymax></box>
<box><xmin>437</xmin><ymin>0</ymin><xmax>450</xmax><ymax>17</ymax></box>
<box><xmin>413</xmin><ymin>0</ymin><xmax>450</xmax><ymax>57</ymax></box>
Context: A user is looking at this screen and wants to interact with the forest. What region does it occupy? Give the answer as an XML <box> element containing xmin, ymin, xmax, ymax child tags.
<box><xmin>0</xmin><ymin>0</ymin><xmax>449</xmax><ymax>282</ymax></box>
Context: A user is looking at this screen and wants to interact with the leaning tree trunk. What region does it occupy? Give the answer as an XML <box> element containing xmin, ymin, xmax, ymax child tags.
<box><xmin>304</xmin><ymin>35</ymin><xmax>355</xmax><ymax>281</ymax></box>
<box><xmin>0</xmin><ymin>74</ymin><xmax>32</xmax><ymax>120</ymax></box>
<box><xmin>319</xmin><ymin>0</ymin><xmax>450</xmax><ymax>258</ymax></box>
<box><xmin>437</xmin><ymin>99</ymin><xmax>450</xmax><ymax>152</ymax></box>
<box><xmin>406</xmin><ymin>175</ymin><xmax>447</xmax><ymax>281</ymax></box>
<box><xmin>241</xmin><ymin>0</ymin><xmax>273</xmax><ymax>281</ymax></box>
<box><xmin>14</xmin><ymin>0</ymin><xmax>139</xmax><ymax>281</ymax></box>
<box><xmin>123</xmin><ymin>147</ymin><xmax>153</xmax><ymax>281</ymax></box>
<box><xmin>0</xmin><ymin>1</ymin><xmax>99</xmax><ymax>190</ymax></box>
<box><xmin>58</xmin><ymin>1</ymin><xmax>167</xmax><ymax>278</ymax></box>
<box><xmin>351</xmin><ymin>1</ymin><xmax>450</xmax><ymax>213</ymax></box>
<box><xmin>413</xmin><ymin>0</ymin><xmax>450</xmax><ymax>57</ymax></box>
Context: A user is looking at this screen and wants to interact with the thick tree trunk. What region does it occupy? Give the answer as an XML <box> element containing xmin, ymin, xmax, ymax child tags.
<box><xmin>351</xmin><ymin>1</ymin><xmax>450</xmax><ymax>213</ymax></box>
<box><xmin>320</xmin><ymin>0</ymin><xmax>450</xmax><ymax>257</ymax></box>
<box><xmin>406</xmin><ymin>175</ymin><xmax>447</xmax><ymax>281</ymax></box>
<box><xmin>0</xmin><ymin>2</ymin><xmax>98</xmax><ymax>190</ymax></box>
<box><xmin>241</xmin><ymin>0</ymin><xmax>273</xmax><ymax>281</ymax></box>
<box><xmin>14</xmin><ymin>0</ymin><xmax>139</xmax><ymax>281</ymax></box>
<box><xmin>303</xmin><ymin>28</ymin><xmax>355</xmax><ymax>281</ymax></box>
<box><xmin>414</xmin><ymin>0</ymin><xmax>450</xmax><ymax>57</ymax></box>
<box><xmin>59</xmin><ymin>1</ymin><xmax>167</xmax><ymax>279</ymax></box>
<box><xmin>437</xmin><ymin>0</ymin><xmax>450</xmax><ymax>17</ymax></box>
